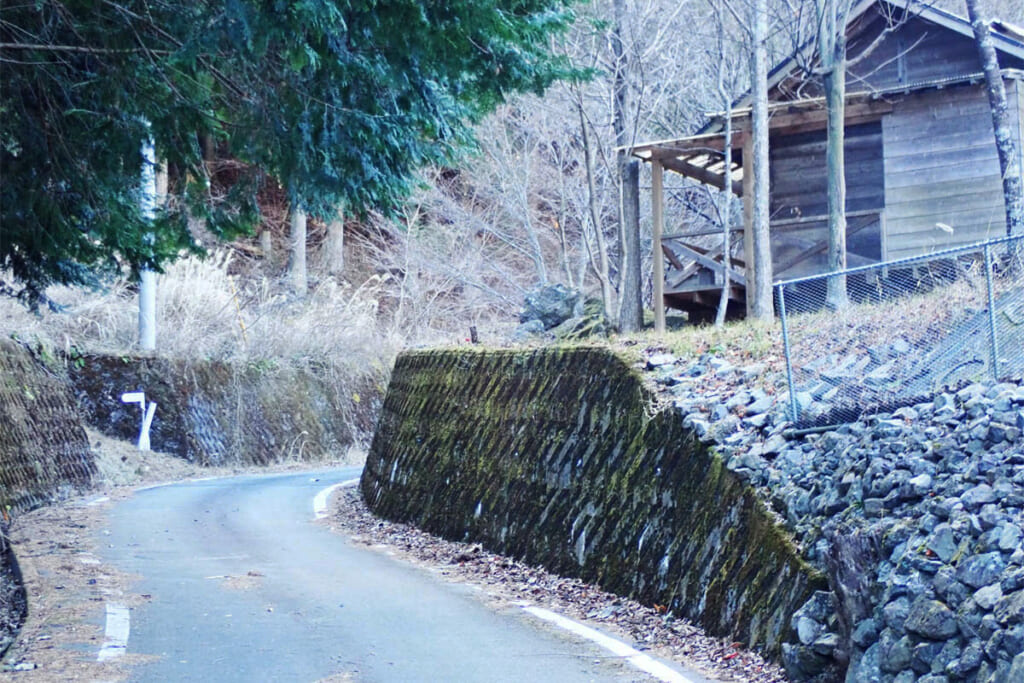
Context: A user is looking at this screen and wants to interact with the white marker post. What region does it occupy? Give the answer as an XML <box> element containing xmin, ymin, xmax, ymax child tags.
<box><xmin>121</xmin><ymin>391</ymin><xmax>157</xmax><ymax>451</ymax></box>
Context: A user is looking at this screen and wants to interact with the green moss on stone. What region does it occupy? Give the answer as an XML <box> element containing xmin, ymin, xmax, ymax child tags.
<box><xmin>66</xmin><ymin>354</ymin><xmax>378</xmax><ymax>466</ymax></box>
<box><xmin>0</xmin><ymin>340</ymin><xmax>93</xmax><ymax>511</ymax></box>
<box><xmin>361</xmin><ymin>346</ymin><xmax>822</xmax><ymax>658</ymax></box>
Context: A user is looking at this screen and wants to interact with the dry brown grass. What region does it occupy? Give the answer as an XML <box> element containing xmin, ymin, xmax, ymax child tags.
<box><xmin>0</xmin><ymin>251</ymin><xmax>401</xmax><ymax>384</ymax></box>
<box><xmin>619</xmin><ymin>317</ymin><xmax>782</xmax><ymax>364</ymax></box>
<box><xmin>615</xmin><ymin>265</ymin><xmax>1004</xmax><ymax>392</ymax></box>
<box><xmin>784</xmin><ymin>272</ymin><xmax>988</xmax><ymax>355</ymax></box>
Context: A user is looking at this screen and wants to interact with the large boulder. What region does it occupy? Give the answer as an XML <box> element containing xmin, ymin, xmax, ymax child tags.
<box><xmin>520</xmin><ymin>284</ymin><xmax>581</xmax><ymax>330</ymax></box>
<box><xmin>551</xmin><ymin>299</ymin><xmax>610</xmax><ymax>341</ymax></box>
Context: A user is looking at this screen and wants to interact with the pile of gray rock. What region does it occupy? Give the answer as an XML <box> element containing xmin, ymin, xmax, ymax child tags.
<box><xmin>512</xmin><ymin>284</ymin><xmax>608</xmax><ymax>342</ymax></box>
<box><xmin>793</xmin><ymin>337</ymin><xmax>918</xmax><ymax>424</ymax></box>
<box><xmin>640</xmin><ymin>349</ymin><xmax>1024</xmax><ymax>683</ymax></box>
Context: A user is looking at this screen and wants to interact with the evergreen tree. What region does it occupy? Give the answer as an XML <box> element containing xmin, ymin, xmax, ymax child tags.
<box><xmin>1</xmin><ymin>0</ymin><xmax>574</xmax><ymax>307</ymax></box>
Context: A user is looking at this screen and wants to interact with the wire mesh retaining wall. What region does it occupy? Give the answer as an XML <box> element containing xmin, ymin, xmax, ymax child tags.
<box><xmin>775</xmin><ymin>233</ymin><xmax>1024</xmax><ymax>425</ymax></box>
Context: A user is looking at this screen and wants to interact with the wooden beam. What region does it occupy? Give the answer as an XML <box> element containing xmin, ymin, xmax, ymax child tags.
<box><xmin>669</xmin><ymin>243</ymin><xmax>726</xmax><ymax>286</ymax></box>
<box><xmin>652</xmin><ymin>160</ymin><xmax>665</xmax><ymax>334</ymax></box>
<box><xmin>633</xmin><ymin>99</ymin><xmax>892</xmax><ymax>163</ymax></box>
<box><xmin>662</xmin><ymin>244</ymin><xmax>686</xmax><ymax>272</ymax></box>
<box><xmin>661</xmin><ymin>157</ymin><xmax>743</xmax><ymax>195</ymax></box>
<box><xmin>770</xmin><ymin>208</ymin><xmax>879</xmax><ymax>228</ymax></box>
<box><xmin>665</xmin><ymin>240</ymin><xmax>746</xmax><ymax>286</ymax></box>
<box><xmin>769</xmin><ymin>112</ymin><xmax>893</xmax><ymax>138</ymax></box>
<box><xmin>637</xmin><ymin>131</ymin><xmax>746</xmax><ymax>158</ymax></box>
<box><xmin>772</xmin><ymin>213</ymin><xmax>879</xmax><ymax>275</ymax></box>
<box><xmin>767</xmin><ymin>100</ymin><xmax>893</xmax><ymax>135</ymax></box>
<box><xmin>664</xmin><ymin>240</ymin><xmax>747</xmax><ymax>285</ymax></box>
<box><xmin>666</xmin><ymin>283</ymin><xmax>748</xmax><ymax>300</ymax></box>
<box><xmin>662</xmin><ymin>227</ymin><xmax>744</xmax><ymax>240</ymax></box>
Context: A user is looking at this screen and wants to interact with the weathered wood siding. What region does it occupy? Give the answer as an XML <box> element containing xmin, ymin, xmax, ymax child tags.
<box><xmin>769</xmin><ymin>122</ymin><xmax>884</xmax><ymax>278</ymax></box>
<box><xmin>845</xmin><ymin>15</ymin><xmax>1021</xmax><ymax>92</ymax></box>
<box><xmin>770</xmin><ymin>122</ymin><xmax>884</xmax><ymax>218</ymax></box>
<box><xmin>774</xmin><ymin>15</ymin><xmax>1024</xmax><ymax>100</ymax></box>
<box><xmin>882</xmin><ymin>82</ymin><xmax>1022</xmax><ymax>259</ymax></box>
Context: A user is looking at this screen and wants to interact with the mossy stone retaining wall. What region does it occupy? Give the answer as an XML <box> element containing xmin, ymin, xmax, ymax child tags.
<box><xmin>361</xmin><ymin>347</ymin><xmax>825</xmax><ymax>656</ymax></box>
<box><xmin>0</xmin><ymin>341</ymin><xmax>93</xmax><ymax>512</ymax></box>
<box><xmin>69</xmin><ymin>354</ymin><xmax>371</xmax><ymax>466</ymax></box>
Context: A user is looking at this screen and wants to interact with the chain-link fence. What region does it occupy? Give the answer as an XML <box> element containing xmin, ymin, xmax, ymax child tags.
<box><xmin>775</xmin><ymin>234</ymin><xmax>1024</xmax><ymax>426</ymax></box>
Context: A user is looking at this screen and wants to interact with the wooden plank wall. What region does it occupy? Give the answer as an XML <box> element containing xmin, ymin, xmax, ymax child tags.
<box><xmin>768</xmin><ymin>122</ymin><xmax>884</xmax><ymax>278</ymax></box>
<box><xmin>882</xmin><ymin>82</ymin><xmax>1022</xmax><ymax>259</ymax></box>
<box><xmin>774</xmin><ymin>15</ymin><xmax>1023</xmax><ymax>100</ymax></box>
<box><xmin>1018</xmin><ymin>79</ymin><xmax>1024</xmax><ymax>209</ymax></box>
<box><xmin>847</xmin><ymin>16</ymin><xmax>998</xmax><ymax>92</ymax></box>
<box><xmin>770</xmin><ymin>122</ymin><xmax>884</xmax><ymax>218</ymax></box>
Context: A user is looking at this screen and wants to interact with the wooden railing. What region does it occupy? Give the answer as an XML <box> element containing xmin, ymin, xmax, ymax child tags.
<box><xmin>656</xmin><ymin>209</ymin><xmax>884</xmax><ymax>302</ymax></box>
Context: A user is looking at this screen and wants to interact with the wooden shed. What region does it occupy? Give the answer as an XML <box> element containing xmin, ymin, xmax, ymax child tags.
<box><xmin>630</xmin><ymin>0</ymin><xmax>1024</xmax><ymax>319</ymax></box>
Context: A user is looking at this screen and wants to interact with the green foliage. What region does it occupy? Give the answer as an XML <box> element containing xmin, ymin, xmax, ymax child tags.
<box><xmin>1</xmin><ymin>0</ymin><xmax>575</xmax><ymax>308</ymax></box>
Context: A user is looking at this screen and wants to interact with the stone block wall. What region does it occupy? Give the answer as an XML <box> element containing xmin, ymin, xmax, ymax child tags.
<box><xmin>361</xmin><ymin>347</ymin><xmax>824</xmax><ymax>656</ymax></box>
<box><xmin>68</xmin><ymin>354</ymin><xmax>373</xmax><ymax>466</ymax></box>
<box><xmin>0</xmin><ymin>341</ymin><xmax>93</xmax><ymax>512</ymax></box>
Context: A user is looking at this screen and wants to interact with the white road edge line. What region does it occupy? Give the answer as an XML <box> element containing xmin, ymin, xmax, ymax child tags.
<box><xmin>136</xmin><ymin>475</ymin><xmax>221</xmax><ymax>492</ymax></box>
<box><xmin>313</xmin><ymin>479</ymin><xmax>357</xmax><ymax>519</ymax></box>
<box><xmin>97</xmin><ymin>603</ymin><xmax>130</xmax><ymax>662</ymax></box>
<box><xmin>522</xmin><ymin>605</ymin><xmax>697</xmax><ymax>683</ymax></box>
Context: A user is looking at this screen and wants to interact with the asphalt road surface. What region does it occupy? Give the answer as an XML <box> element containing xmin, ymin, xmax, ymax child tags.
<box><xmin>99</xmin><ymin>468</ymin><xmax>699</xmax><ymax>682</ymax></box>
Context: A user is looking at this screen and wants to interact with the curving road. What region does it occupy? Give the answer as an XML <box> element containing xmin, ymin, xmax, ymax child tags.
<box><xmin>99</xmin><ymin>468</ymin><xmax>702</xmax><ymax>682</ymax></box>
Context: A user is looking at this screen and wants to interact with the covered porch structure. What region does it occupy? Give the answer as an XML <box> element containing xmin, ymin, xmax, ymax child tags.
<box><xmin>631</xmin><ymin>95</ymin><xmax>893</xmax><ymax>331</ymax></box>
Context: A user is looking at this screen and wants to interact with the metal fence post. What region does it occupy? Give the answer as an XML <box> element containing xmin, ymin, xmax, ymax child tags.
<box><xmin>984</xmin><ymin>243</ymin><xmax>1000</xmax><ymax>381</ymax></box>
<box><xmin>777</xmin><ymin>283</ymin><xmax>799</xmax><ymax>423</ymax></box>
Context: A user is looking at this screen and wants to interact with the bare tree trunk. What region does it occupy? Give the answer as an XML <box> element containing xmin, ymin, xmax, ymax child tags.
<box><xmin>201</xmin><ymin>133</ymin><xmax>216</xmax><ymax>174</ymax></box>
<box><xmin>966</xmin><ymin>0</ymin><xmax>1024</xmax><ymax>236</ymax></box>
<box><xmin>260</xmin><ymin>228</ymin><xmax>273</xmax><ymax>261</ymax></box>
<box><xmin>716</xmin><ymin>113</ymin><xmax>734</xmax><ymax>327</ymax></box>
<box><xmin>748</xmin><ymin>0</ymin><xmax>774</xmax><ymax>320</ymax></box>
<box><xmin>138</xmin><ymin>142</ymin><xmax>164</xmax><ymax>351</ymax></box>
<box><xmin>323</xmin><ymin>205</ymin><xmax>345</xmax><ymax>277</ymax></box>
<box><xmin>578</xmin><ymin>99</ymin><xmax>615</xmax><ymax>319</ymax></box>
<box><xmin>555</xmin><ymin>158</ymin><xmax>576</xmax><ymax>289</ymax></box>
<box><xmin>288</xmin><ymin>205</ymin><xmax>308</xmax><ymax>296</ymax></box>
<box><xmin>522</xmin><ymin>210</ymin><xmax>549</xmax><ymax>286</ymax></box>
<box><xmin>814</xmin><ymin>0</ymin><xmax>851</xmax><ymax>309</ymax></box>
<box><xmin>715</xmin><ymin>1</ymin><xmax>734</xmax><ymax>328</ymax></box>
<box><xmin>824</xmin><ymin>64</ymin><xmax>850</xmax><ymax>308</ymax></box>
<box><xmin>619</xmin><ymin>160</ymin><xmax>643</xmax><ymax>331</ymax></box>
<box><xmin>613</xmin><ymin>0</ymin><xmax>643</xmax><ymax>332</ymax></box>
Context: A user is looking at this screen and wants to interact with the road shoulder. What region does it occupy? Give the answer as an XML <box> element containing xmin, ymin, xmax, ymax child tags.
<box><xmin>322</xmin><ymin>487</ymin><xmax>788</xmax><ymax>683</ymax></box>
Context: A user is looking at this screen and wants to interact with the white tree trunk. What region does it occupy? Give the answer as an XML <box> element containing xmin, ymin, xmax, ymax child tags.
<box><xmin>323</xmin><ymin>205</ymin><xmax>345</xmax><ymax>277</ymax></box>
<box><xmin>613</xmin><ymin>0</ymin><xmax>643</xmax><ymax>332</ymax></box>
<box><xmin>824</xmin><ymin>64</ymin><xmax>850</xmax><ymax>309</ymax></box>
<box><xmin>619</xmin><ymin>161</ymin><xmax>643</xmax><ymax>331</ymax></box>
<box><xmin>138</xmin><ymin>138</ymin><xmax>165</xmax><ymax>351</ymax></box>
<box><xmin>288</xmin><ymin>206</ymin><xmax>308</xmax><ymax>296</ymax></box>
<box><xmin>578</xmin><ymin>99</ymin><xmax>615</xmax><ymax>319</ymax></box>
<box><xmin>716</xmin><ymin>113</ymin><xmax>734</xmax><ymax>328</ymax></box>
<box><xmin>966</xmin><ymin>0</ymin><xmax>1024</xmax><ymax>236</ymax></box>
<box><xmin>260</xmin><ymin>228</ymin><xmax>273</xmax><ymax>261</ymax></box>
<box><xmin>748</xmin><ymin>0</ymin><xmax>774</xmax><ymax>320</ymax></box>
<box><xmin>715</xmin><ymin>1</ymin><xmax>735</xmax><ymax>328</ymax></box>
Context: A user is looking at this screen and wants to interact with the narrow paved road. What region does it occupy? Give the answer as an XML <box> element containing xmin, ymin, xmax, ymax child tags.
<box><xmin>100</xmin><ymin>468</ymin><xmax>690</xmax><ymax>682</ymax></box>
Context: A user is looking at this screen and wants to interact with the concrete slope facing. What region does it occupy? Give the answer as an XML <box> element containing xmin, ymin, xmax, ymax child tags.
<box><xmin>361</xmin><ymin>347</ymin><xmax>824</xmax><ymax>657</ymax></box>
<box><xmin>0</xmin><ymin>340</ymin><xmax>94</xmax><ymax>512</ymax></box>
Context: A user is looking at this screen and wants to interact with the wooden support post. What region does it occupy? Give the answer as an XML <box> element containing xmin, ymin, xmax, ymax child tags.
<box><xmin>652</xmin><ymin>160</ymin><xmax>666</xmax><ymax>334</ymax></box>
<box><xmin>742</xmin><ymin>125</ymin><xmax>755</xmax><ymax>317</ymax></box>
